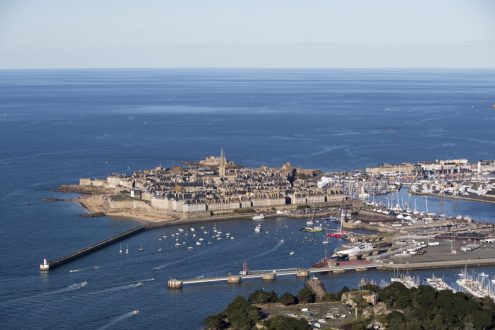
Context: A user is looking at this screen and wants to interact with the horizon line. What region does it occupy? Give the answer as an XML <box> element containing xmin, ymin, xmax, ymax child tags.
<box><xmin>2</xmin><ymin>66</ymin><xmax>495</xmax><ymax>71</ymax></box>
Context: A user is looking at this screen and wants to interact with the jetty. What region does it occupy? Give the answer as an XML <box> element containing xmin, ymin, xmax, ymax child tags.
<box><xmin>40</xmin><ymin>225</ymin><xmax>147</xmax><ymax>271</ymax></box>
<box><xmin>167</xmin><ymin>264</ymin><xmax>379</xmax><ymax>289</ymax></box>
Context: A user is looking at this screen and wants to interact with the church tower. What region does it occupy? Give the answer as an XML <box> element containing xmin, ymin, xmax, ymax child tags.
<box><xmin>219</xmin><ymin>147</ymin><xmax>226</xmax><ymax>178</ymax></box>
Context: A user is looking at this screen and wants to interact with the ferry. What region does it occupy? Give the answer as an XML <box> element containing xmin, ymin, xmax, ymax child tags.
<box><xmin>334</xmin><ymin>243</ymin><xmax>373</xmax><ymax>257</ymax></box>
<box><xmin>255</xmin><ymin>224</ymin><xmax>262</xmax><ymax>233</ymax></box>
<box><xmin>252</xmin><ymin>214</ymin><xmax>265</xmax><ymax>220</ymax></box>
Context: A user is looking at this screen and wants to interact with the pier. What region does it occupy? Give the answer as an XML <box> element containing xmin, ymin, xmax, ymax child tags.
<box><xmin>40</xmin><ymin>225</ymin><xmax>147</xmax><ymax>271</ymax></box>
<box><xmin>168</xmin><ymin>264</ymin><xmax>380</xmax><ymax>289</ymax></box>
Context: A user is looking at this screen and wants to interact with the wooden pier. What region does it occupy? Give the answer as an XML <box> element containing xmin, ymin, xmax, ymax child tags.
<box><xmin>41</xmin><ymin>225</ymin><xmax>147</xmax><ymax>271</ymax></box>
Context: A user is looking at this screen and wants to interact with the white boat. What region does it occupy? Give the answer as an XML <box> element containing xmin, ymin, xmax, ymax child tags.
<box><xmin>252</xmin><ymin>214</ymin><xmax>265</xmax><ymax>220</ymax></box>
<box><xmin>289</xmin><ymin>251</ymin><xmax>295</xmax><ymax>255</ymax></box>
<box><xmin>391</xmin><ymin>275</ymin><xmax>418</xmax><ymax>289</ymax></box>
<box><xmin>138</xmin><ymin>243</ymin><xmax>144</xmax><ymax>252</ymax></box>
<box><xmin>125</xmin><ymin>245</ymin><xmax>129</xmax><ymax>254</ymax></box>
<box><xmin>322</xmin><ymin>238</ymin><xmax>329</xmax><ymax>245</ymax></box>
<box><xmin>119</xmin><ymin>243</ymin><xmax>123</xmax><ymax>254</ymax></box>
<box><xmin>306</xmin><ymin>220</ymin><xmax>314</xmax><ymax>226</ymax></box>
<box><xmin>427</xmin><ymin>275</ymin><xmax>455</xmax><ymax>292</ymax></box>
<box><xmin>195</xmin><ymin>241</ymin><xmax>201</xmax><ymax>246</ymax></box>
<box><xmin>334</xmin><ymin>243</ymin><xmax>373</xmax><ymax>257</ymax></box>
<box><xmin>40</xmin><ymin>258</ymin><xmax>50</xmax><ymax>271</ymax></box>
<box><xmin>255</xmin><ymin>224</ymin><xmax>262</xmax><ymax>233</ymax></box>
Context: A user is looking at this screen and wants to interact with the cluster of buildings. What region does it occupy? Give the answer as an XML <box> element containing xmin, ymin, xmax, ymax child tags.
<box><xmin>80</xmin><ymin>150</ymin><xmax>344</xmax><ymax>218</ymax></box>
<box><xmin>365</xmin><ymin>159</ymin><xmax>495</xmax><ymax>177</ymax></box>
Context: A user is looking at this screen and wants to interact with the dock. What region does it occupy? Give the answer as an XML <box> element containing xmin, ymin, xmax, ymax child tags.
<box><xmin>40</xmin><ymin>225</ymin><xmax>147</xmax><ymax>271</ymax></box>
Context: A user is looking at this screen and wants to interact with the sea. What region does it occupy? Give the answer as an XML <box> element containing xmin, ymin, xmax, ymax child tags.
<box><xmin>1</xmin><ymin>69</ymin><xmax>495</xmax><ymax>329</ymax></box>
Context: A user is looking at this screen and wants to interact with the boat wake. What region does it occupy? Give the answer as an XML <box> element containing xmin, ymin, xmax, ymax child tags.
<box><xmin>252</xmin><ymin>240</ymin><xmax>285</xmax><ymax>259</ymax></box>
<box><xmin>87</xmin><ymin>281</ymin><xmax>144</xmax><ymax>295</ymax></box>
<box><xmin>46</xmin><ymin>281</ymin><xmax>88</xmax><ymax>295</ymax></box>
<box><xmin>96</xmin><ymin>310</ymin><xmax>140</xmax><ymax>330</ymax></box>
<box><xmin>69</xmin><ymin>266</ymin><xmax>100</xmax><ymax>273</ymax></box>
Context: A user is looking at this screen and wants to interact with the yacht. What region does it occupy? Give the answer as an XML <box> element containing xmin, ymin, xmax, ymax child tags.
<box><xmin>427</xmin><ymin>275</ymin><xmax>455</xmax><ymax>292</ymax></box>
<box><xmin>252</xmin><ymin>214</ymin><xmax>265</xmax><ymax>220</ymax></box>
<box><xmin>391</xmin><ymin>275</ymin><xmax>419</xmax><ymax>289</ymax></box>
<box><xmin>334</xmin><ymin>243</ymin><xmax>373</xmax><ymax>257</ymax></box>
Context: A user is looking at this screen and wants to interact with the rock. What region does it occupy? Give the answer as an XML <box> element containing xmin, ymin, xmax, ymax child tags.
<box><xmin>305</xmin><ymin>278</ymin><xmax>326</xmax><ymax>302</ymax></box>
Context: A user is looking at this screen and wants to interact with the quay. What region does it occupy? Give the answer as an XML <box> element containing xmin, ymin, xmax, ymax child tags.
<box><xmin>380</xmin><ymin>258</ymin><xmax>495</xmax><ymax>270</ymax></box>
<box><xmin>40</xmin><ymin>225</ymin><xmax>147</xmax><ymax>271</ymax></box>
<box><xmin>167</xmin><ymin>264</ymin><xmax>380</xmax><ymax>289</ymax></box>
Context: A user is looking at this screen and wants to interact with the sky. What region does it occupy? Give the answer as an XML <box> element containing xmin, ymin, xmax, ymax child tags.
<box><xmin>0</xmin><ymin>0</ymin><xmax>494</xmax><ymax>69</ymax></box>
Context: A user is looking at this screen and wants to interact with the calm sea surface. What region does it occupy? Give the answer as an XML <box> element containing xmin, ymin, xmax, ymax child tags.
<box><xmin>1</xmin><ymin>69</ymin><xmax>495</xmax><ymax>329</ymax></box>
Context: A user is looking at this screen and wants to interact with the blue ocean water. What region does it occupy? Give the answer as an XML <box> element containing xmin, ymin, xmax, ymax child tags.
<box><xmin>1</xmin><ymin>69</ymin><xmax>495</xmax><ymax>329</ymax></box>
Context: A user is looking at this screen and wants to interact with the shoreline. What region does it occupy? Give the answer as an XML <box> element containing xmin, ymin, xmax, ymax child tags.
<box><xmin>411</xmin><ymin>191</ymin><xmax>495</xmax><ymax>205</ymax></box>
<box><xmin>66</xmin><ymin>185</ymin><xmax>342</xmax><ymax>226</ymax></box>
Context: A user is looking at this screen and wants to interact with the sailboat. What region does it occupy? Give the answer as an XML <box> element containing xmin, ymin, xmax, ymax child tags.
<box><xmin>139</xmin><ymin>243</ymin><xmax>144</xmax><ymax>252</ymax></box>
<box><xmin>125</xmin><ymin>244</ymin><xmax>129</xmax><ymax>254</ymax></box>
<box><xmin>119</xmin><ymin>243</ymin><xmax>123</xmax><ymax>254</ymax></box>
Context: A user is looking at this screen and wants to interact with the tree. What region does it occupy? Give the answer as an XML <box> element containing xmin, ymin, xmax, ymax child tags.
<box><xmin>297</xmin><ymin>287</ymin><xmax>315</xmax><ymax>303</ymax></box>
<box><xmin>248</xmin><ymin>289</ymin><xmax>278</xmax><ymax>304</ymax></box>
<box><xmin>386</xmin><ymin>311</ymin><xmax>405</xmax><ymax>329</ymax></box>
<box><xmin>279</xmin><ymin>292</ymin><xmax>298</xmax><ymax>306</ymax></box>
<box><xmin>204</xmin><ymin>313</ymin><xmax>227</xmax><ymax>330</ymax></box>
<box><xmin>266</xmin><ymin>315</ymin><xmax>310</xmax><ymax>330</ymax></box>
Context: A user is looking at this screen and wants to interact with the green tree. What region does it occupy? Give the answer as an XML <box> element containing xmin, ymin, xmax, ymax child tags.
<box><xmin>386</xmin><ymin>311</ymin><xmax>405</xmax><ymax>329</ymax></box>
<box><xmin>204</xmin><ymin>313</ymin><xmax>227</xmax><ymax>330</ymax></box>
<box><xmin>248</xmin><ymin>289</ymin><xmax>278</xmax><ymax>304</ymax></box>
<box><xmin>297</xmin><ymin>287</ymin><xmax>315</xmax><ymax>303</ymax></box>
<box><xmin>266</xmin><ymin>315</ymin><xmax>310</xmax><ymax>330</ymax></box>
<box><xmin>279</xmin><ymin>292</ymin><xmax>298</xmax><ymax>306</ymax></box>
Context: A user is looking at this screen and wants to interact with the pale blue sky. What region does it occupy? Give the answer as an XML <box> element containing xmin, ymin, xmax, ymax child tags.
<box><xmin>0</xmin><ymin>0</ymin><xmax>494</xmax><ymax>68</ymax></box>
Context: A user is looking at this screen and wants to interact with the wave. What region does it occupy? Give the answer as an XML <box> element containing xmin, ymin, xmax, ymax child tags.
<box><xmin>251</xmin><ymin>240</ymin><xmax>285</xmax><ymax>259</ymax></box>
<box><xmin>46</xmin><ymin>281</ymin><xmax>88</xmax><ymax>295</ymax></box>
<box><xmin>96</xmin><ymin>310</ymin><xmax>140</xmax><ymax>330</ymax></box>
